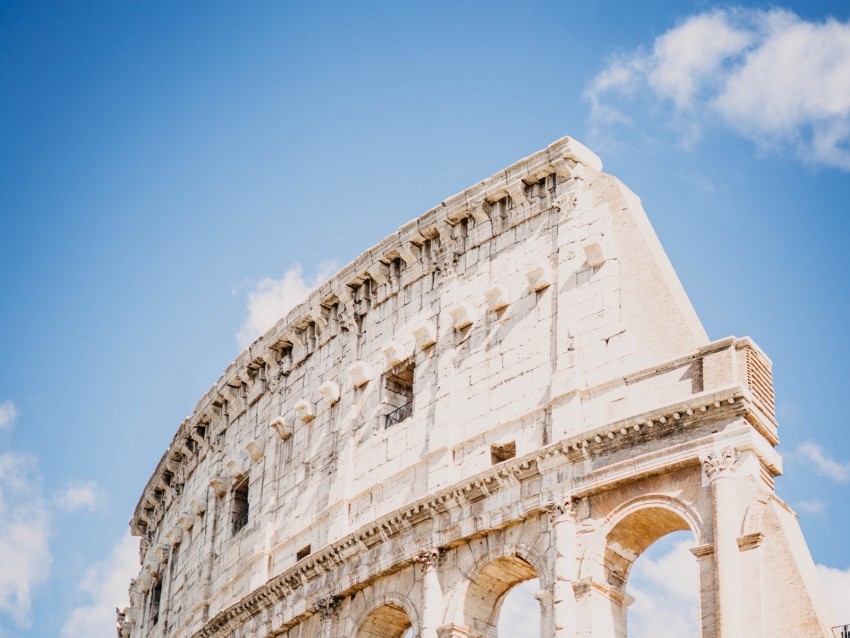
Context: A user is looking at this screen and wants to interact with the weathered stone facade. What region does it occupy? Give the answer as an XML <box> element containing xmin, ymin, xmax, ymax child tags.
<box><xmin>121</xmin><ymin>137</ymin><xmax>834</xmax><ymax>638</ymax></box>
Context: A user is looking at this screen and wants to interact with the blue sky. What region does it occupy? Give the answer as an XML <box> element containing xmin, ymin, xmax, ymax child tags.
<box><xmin>1</xmin><ymin>1</ymin><xmax>849</xmax><ymax>636</ymax></box>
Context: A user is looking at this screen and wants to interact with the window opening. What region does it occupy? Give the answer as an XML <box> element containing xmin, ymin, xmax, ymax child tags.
<box><xmin>231</xmin><ymin>477</ymin><xmax>249</xmax><ymax>535</ymax></box>
<box><xmin>150</xmin><ymin>578</ymin><xmax>163</xmax><ymax>626</ymax></box>
<box><xmin>296</xmin><ymin>545</ymin><xmax>312</xmax><ymax>561</ymax></box>
<box><xmin>384</xmin><ymin>359</ymin><xmax>414</xmax><ymax>428</ymax></box>
<box><xmin>491</xmin><ymin>441</ymin><xmax>516</xmax><ymax>464</ymax></box>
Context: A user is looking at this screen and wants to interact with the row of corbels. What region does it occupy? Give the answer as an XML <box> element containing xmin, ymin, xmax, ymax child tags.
<box><xmin>562</xmin><ymin>397</ymin><xmax>738</xmax><ymax>453</ymax></box>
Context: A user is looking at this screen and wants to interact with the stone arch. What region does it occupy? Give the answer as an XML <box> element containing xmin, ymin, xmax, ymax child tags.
<box><xmin>353</xmin><ymin>592</ymin><xmax>420</xmax><ymax>638</ymax></box>
<box><xmin>461</xmin><ymin>544</ymin><xmax>546</xmax><ymax>637</ymax></box>
<box><xmin>602</xmin><ymin>494</ymin><xmax>704</xmax><ymax>589</ymax></box>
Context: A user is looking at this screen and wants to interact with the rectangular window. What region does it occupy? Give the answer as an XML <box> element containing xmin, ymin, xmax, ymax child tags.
<box><xmin>296</xmin><ymin>545</ymin><xmax>311</xmax><ymax>561</ymax></box>
<box><xmin>150</xmin><ymin>579</ymin><xmax>162</xmax><ymax>625</ymax></box>
<box><xmin>231</xmin><ymin>477</ymin><xmax>249</xmax><ymax>535</ymax></box>
<box><xmin>384</xmin><ymin>359</ymin><xmax>414</xmax><ymax>428</ymax></box>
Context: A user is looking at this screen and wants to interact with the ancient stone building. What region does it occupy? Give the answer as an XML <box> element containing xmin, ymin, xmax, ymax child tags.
<box><xmin>121</xmin><ymin>137</ymin><xmax>835</xmax><ymax>638</ymax></box>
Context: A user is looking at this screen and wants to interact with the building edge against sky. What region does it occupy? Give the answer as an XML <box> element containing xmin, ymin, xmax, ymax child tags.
<box><xmin>121</xmin><ymin>137</ymin><xmax>835</xmax><ymax>637</ymax></box>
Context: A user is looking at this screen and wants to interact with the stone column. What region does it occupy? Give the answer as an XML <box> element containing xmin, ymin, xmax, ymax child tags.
<box><xmin>414</xmin><ymin>547</ymin><xmax>444</xmax><ymax>638</ymax></box>
<box><xmin>701</xmin><ymin>447</ymin><xmax>743</xmax><ymax>638</ymax></box>
<box><xmin>548</xmin><ymin>499</ymin><xmax>577</xmax><ymax>638</ymax></box>
<box><xmin>313</xmin><ymin>596</ymin><xmax>340</xmax><ymax>638</ymax></box>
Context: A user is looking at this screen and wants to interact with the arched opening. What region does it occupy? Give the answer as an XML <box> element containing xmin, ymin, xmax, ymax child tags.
<box><xmin>626</xmin><ymin>530</ymin><xmax>699</xmax><ymax>637</ymax></box>
<box><xmin>463</xmin><ymin>555</ymin><xmax>539</xmax><ymax>637</ymax></box>
<box><xmin>604</xmin><ymin>503</ymin><xmax>701</xmax><ymax>638</ymax></box>
<box><xmin>497</xmin><ymin>577</ymin><xmax>541</xmax><ymax>637</ymax></box>
<box><xmin>355</xmin><ymin>603</ymin><xmax>412</xmax><ymax>638</ymax></box>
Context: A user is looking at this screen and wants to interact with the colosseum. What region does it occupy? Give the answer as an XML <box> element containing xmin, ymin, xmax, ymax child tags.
<box><xmin>120</xmin><ymin>136</ymin><xmax>835</xmax><ymax>638</ymax></box>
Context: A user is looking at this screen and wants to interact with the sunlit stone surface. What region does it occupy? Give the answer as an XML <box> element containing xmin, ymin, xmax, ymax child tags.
<box><xmin>120</xmin><ymin>137</ymin><xmax>834</xmax><ymax>638</ymax></box>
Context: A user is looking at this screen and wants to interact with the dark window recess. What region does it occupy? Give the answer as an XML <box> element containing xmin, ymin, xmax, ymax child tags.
<box><xmin>491</xmin><ymin>441</ymin><xmax>516</xmax><ymax>465</ymax></box>
<box><xmin>231</xmin><ymin>477</ymin><xmax>249</xmax><ymax>535</ymax></box>
<box><xmin>150</xmin><ymin>579</ymin><xmax>163</xmax><ymax>625</ymax></box>
<box><xmin>296</xmin><ymin>545</ymin><xmax>312</xmax><ymax>561</ymax></box>
<box><xmin>384</xmin><ymin>360</ymin><xmax>414</xmax><ymax>428</ymax></box>
<box><xmin>170</xmin><ymin>543</ymin><xmax>180</xmax><ymax>577</ymax></box>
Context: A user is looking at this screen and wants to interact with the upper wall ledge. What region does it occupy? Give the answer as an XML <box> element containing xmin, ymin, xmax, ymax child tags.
<box><xmin>130</xmin><ymin>136</ymin><xmax>602</xmax><ymax>529</ymax></box>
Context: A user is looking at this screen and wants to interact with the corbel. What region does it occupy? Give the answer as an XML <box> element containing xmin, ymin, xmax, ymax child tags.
<box><xmin>381</xmin><ymin>341</ymin><xmax>407</xmax><ymax>368</ymax></box>
<box><xmin>318</xmin><ymin>381</ymin><xmax>340</xmax><ymax>405</ymax></box>
<box><xmin>583</xmin><ymin>241</ymin><xmax>606</xmax><ymax>268</ymax></box>
<box><xmin>270</xmin><ymin>416</ymin><xmax>293</xmax><ymax>440</ymax></box>
<box><xmin>348</xmin><ymin>361</ymin><xmax>375</xmax><ymax>388</ymax></box>
<box><xmin>209</xmin><ymin>474</ymin><xmax>229</xmax><ymax>497</ymax></box>
<box><xmin>525</xmin><ymin>263</ymin><xmax>553</xmax><ymax>291</ymax></box>
<box><xmin>177</xmin><ymin>511</ymin><xmax>195</xmax><ymax>531</ymax></box>
<box><xmin>484</xmin><ymin>284</ymin><xmax>510</xmax><ymax>311</ymax></box>
<box><xmin>365</xmin><ymin>261</ymin><xmax>390</xmax><ymax>286</ymax></box>
<box><xmin>411</xmin><ymin>320</ymin><xmax>437</xmax><ymax>350</ymax></box>
<box><xmin>448</xmin><ymin>303</ymin><xmax>475</xmax><ymax>330</ymax></box>
<box><xmin>397</xmin><ymin>241</ymin><xmax>419</xmax><ymax>266</ymax></box>
<box><xmin>245</xmin><ymin>439</ymin><xmax>265</xmax><ymax>462</ymax></box>
<box><xmin>294</xmin><ymin>399</ymin><xmax>316</xmax><ymax>423</ymax></box>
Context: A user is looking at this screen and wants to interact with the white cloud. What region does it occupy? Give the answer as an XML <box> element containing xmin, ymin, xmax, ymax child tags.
<box><xmin>56</xmin><ymin>481</ymin><xmax>99</xmax><ymax>513</ymax></box>
<box><xmin>628</xmin><ymin>535</ymin><xmax>699</xmax><ymax>638</ymax></box>
<box><xmin>0</xmin><ymin>452</ymin><xmax>51</xmax><ymax>630</ymax></box>
<box><xmin>61</xmin><ymin>532</ymin><xmax>140</xmax><ymax>638</ymax></box>
<box><xmin>236</xmin><ymin>262</ymin><xmax>338</xmax><ymax>349</ymax></box>
<box><xmin>797</xmin><ymin>441</ymin><xmax>850</xmax><ymax>483</ymax></box>
<box><xmin>586</xmin><ymin>8</ymin><xmax>850</xmax><ymax>169</ymax></box>
<box><xmin>497</xmin><ymin>578</ymin><xmax>540</xmax><ymax>637</ymax></box>
<box><xmin>797</xmin><ymin>499</ymin><xmax>827</xmax><ymax>515</ymax></box>
<box><xmin>816</xmin><ymin>563</ymin><xmax>850</xmax><ymax>626</ymax></box>
<box><xmin>0</xmin><ymin>401</ymin><xmax>19</xmax><ymax>432</ymax></box>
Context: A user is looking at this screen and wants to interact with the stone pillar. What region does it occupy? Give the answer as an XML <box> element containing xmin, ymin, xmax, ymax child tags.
<box><xmin>414</xmin><ymin>547</ymin><xmax>444</xmax><ymax>638</ymax></box>
<box><xmin>313</xmin><ymin>596</ymin><xmax>340</xmax><ymax>638</ymax></box>
<box><xmin>548</xmin><ymin>499</ymin><xmax>577</xmax><ymax>638</ymax></box>
<box><xmin>701</xmin><ymin>447</ymin><xmax>743</xmax><ymax>638</ymax></box>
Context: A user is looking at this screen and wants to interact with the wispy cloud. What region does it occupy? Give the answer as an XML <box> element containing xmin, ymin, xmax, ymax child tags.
<box><xmin>797</xmin><ymin>499</ymin><xmax>827</xmax><ymax>515</ymax></box>
<box><xmin>0</xmin><ymin>401</ymin><xmax>19</xmax><ymax>432</ymax></box>
<box><xmin>56</xmin><ymin>481</ymin><xmax>100</xmax><ymax>513</ymax></box>
<box><xmin>61</xmin><ymin>533</ymin><xmax>139</xmax><ymax>638</ymax></box>
<box><xmin>797</xmin><ymin>441</ymin><xmax>850</xmax><ymax>483</ymax></box>
<box><xmin>816</xmin><ymin>563</ymin><xmax>850</xmax><ymax>626</ymax></box>
<box><xmin>0</xmin><ymin>452</ymin><xmax>51</xmax><ymax>630</ymax></box>
<box><xmin>628</xmin><ymin>535</ymin><xmax>699</xmax><ymax>638</ymax></box>
<box><xmin>586</xmin><ymin>8</ymin><xmax>850</xmax><ymax>170</ymax></box>
<box><xmin>236</xmin><ymin>262</ymin><xmax>337</xmax><ymax>350</ymax></box>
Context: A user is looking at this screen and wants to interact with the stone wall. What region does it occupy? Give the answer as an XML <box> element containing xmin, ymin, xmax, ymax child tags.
<box><xmin>120</xmin><ymin>137</ymin><xmax>833</xmax><ymax>638</ymax></box>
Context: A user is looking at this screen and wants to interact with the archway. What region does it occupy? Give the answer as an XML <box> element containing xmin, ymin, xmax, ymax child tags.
<box><xmin>463</xmin><ymin>555</ymin><xmax>540</xmax><ymax>637</ymax></box>
<box><xmin>626</xmin><ymin>530</ymin><xmax>699</xmax><ymax>637</ymax></box>
<box><xmin>355</xmin><ymin>602</ymin><xmax>412</xmax><ymax>638</ymax></box>
<box><xmin>497</xmin><ymin>577</ymin><xmax>541</xmax><ymax>637</ymax></box>
<box><xmin>602</xmin><ymin>500</ymin><xmax>702</xmax><ymax>638</ymax></box>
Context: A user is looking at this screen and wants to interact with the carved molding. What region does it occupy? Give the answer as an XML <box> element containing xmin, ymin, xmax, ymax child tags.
<box><xmin>411</xmin><ymin>545</ymin><xmax>444</xmax><ymax>571</ymax></box>
<box><xmin>312</xmin><ymin>595</ymin><xmax>340</xmax><ymax>621</ymax></box>
<box><xmin>700</xmin><ymin>447</ymin><xmax>738</xmax><ymax>481</ymax></box>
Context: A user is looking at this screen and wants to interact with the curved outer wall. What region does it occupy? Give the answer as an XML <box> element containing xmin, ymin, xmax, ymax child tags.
<box><xmin>121</xmin><ymin>137</ymin><xmax>834</xmax><ymax>638</ymax></box>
